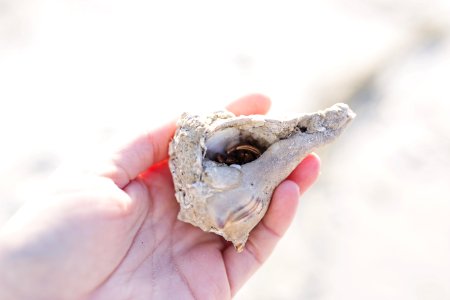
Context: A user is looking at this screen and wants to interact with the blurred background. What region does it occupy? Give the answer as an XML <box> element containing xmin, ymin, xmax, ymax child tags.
<box><xmin>1</xmin><ymin>0</ymin><xmax>450</xmax><ymax>299</ymax></box>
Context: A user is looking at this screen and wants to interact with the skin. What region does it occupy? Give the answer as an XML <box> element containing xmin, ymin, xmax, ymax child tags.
<box><xmin>0</xmin><ymin>95</ymin><xmax>320</xmax><ymax>300</ymax></box>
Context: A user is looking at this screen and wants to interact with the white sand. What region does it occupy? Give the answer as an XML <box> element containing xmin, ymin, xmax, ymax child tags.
<box><xmin>1</xmin><ymin>1</ymin><xmax>450</xmax><ymax>299</ymax></box>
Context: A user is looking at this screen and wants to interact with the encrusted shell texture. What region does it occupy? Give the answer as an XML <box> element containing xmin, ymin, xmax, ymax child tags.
<box><xmin>169</xmin><ymin>103</ymin><xmax>355</xmax><ymax>251</ymax></box>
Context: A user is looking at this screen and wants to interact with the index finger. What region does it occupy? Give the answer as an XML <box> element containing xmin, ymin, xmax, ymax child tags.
<box><xmin>102</xmin><ymin>94</ymin><xmax>272</xmax><ymax>188</ymax></box>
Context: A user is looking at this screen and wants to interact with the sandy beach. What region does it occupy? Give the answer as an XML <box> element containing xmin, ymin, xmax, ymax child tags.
<box><xmin>1</xmin><ymin>1</ymin><xmax>450</xmax><ymax>299</ymax></box>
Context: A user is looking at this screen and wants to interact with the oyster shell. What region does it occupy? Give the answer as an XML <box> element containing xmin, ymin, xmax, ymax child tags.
<box><xmin>169</xmin><ymin>103</ymin><xmax>355</xmax><ymax>251</ymax></box>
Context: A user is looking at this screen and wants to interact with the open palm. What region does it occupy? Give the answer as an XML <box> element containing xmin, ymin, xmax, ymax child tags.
<box><xmin>0</xmin><ymin>95</ymin><xmax>320</xmax><ymax>300</ymax></box>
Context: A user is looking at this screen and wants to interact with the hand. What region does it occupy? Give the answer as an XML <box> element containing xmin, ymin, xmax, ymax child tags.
<box><xmin>0</xmin><ymin>95</ymin><xmax>320</xmax><ymax>300</ymax></box>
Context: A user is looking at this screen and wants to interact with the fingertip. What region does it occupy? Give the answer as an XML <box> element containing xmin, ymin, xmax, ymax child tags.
<box><xmin>264</xmin><ymin>179</ymin><xmax>300</xmax><ymax>236</ymax></box>
<box><xmin>273</xmin><ymin>179</ymin><xmax>300</xmax><ymax>207</ymax></box>
<box><xmin>303</xmin><ymin>152</ymin><xmax>321</xmax><ymax>177</ymax></box>
<box><xmin>226</xmin><ymin>94</ymin><xmax>271</xmax><ymax>116</ymax></box>
<box><xmin>309</xmin><ymin>152</ymin><xmax>322</xmax><ymax>168</ymax></box>
<box><xmin>246</xmin><ymin>93</ymin><xmax>272</xmax><ymax>112</ymax></box>
<box><xmin>288</xmin><ymin>153</ymin><xmax>321</xmax><ymax>195</ymax></box>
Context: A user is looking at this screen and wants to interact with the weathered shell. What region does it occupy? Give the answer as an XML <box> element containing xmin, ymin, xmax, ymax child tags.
<box><xmin>169</xmin><ymin>103</ymin><xmax>355</xmax><ymax>251</ymax></box>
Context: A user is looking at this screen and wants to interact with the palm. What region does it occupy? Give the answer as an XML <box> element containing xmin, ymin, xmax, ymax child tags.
<box><xmin>91</xmin><ymin>163</ymin><xmax>232</xmax><ymax>299</ymax></box>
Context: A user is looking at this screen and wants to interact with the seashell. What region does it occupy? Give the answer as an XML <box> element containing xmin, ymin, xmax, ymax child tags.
<box><xmin>169</xmin><ymin>103</ymin><xmax>355</xmax><ymax>252</ymax></box>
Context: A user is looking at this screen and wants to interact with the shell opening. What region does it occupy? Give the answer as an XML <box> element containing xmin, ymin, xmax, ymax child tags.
<box><xmin>205</xmin><ymin>130</ymin><xmax>268</xmax><ymax>165</ymax></box>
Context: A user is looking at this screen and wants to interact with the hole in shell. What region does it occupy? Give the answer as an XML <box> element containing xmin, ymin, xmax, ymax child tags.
<box><xmin>209</xmin><ymin>138</ymin><xmax>267</xmax><ymax>166</ymax></box>
<box><xmin>215</xmin><ymin>142</ymin><xmax>264</xmax><ymax>165</ymax></box>
<box><xmin>205</xmin><ymin>130</ymin><xmax>269</xmax><ymax>165</ymax></box>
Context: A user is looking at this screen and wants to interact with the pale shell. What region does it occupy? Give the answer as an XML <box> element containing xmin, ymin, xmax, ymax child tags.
<box><xmin>169</xmin><ymin>103</ymin><xmax>355</xmax><ymax>251</ymax></box>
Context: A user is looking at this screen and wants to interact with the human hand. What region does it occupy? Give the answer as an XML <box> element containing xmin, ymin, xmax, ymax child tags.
<box><xmin>0</xmin><ymin>95</ymin><xmax>320</xmax><ymax>300</ymax></box>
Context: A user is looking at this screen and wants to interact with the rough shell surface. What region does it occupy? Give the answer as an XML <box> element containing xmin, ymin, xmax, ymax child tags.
<box><xmin>169</xmin><ymin>103</ymin><xmax>355</xmax><ymax>251</ymax></box>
